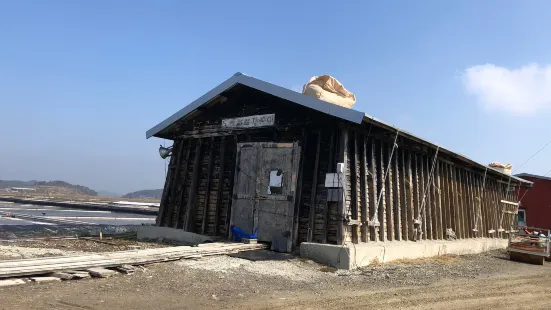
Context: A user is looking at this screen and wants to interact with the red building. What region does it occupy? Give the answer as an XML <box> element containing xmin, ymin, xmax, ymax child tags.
<box><xmin>515</xmin><ymin>173</ymin><xmax>551</xmax><ymax>230</ymax></box>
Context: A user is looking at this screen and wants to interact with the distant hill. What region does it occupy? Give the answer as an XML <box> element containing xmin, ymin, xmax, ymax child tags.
<box><xmin>122</xmin><ymin>189</ymin><xmax>163</xmax><ymax>200</ymax></box>
<box><xmin>0</xmin><ymin>180</ymin><xmax>98</xmax><ymax>196</ymax></box>
<box><xmin>0</xmin><ymin>180</ymin><xmax>33</xmax><ymax>188</ymax></box>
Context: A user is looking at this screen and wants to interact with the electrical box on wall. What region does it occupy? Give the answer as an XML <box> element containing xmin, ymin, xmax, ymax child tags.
<box><xmin>325</xmin><ymin>173</ymin><xmax>342</xmax><ymax>188</ymax></box>
<box><xmin>325</xmin><ymin>163</ymin><xmax>345</xmax><ymax>188</ymax></box>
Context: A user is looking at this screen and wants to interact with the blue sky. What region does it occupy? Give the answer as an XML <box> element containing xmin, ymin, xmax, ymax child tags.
<box><xmin>1</xmin><ymin>1</ymin><xmax>551</xmax><ymax>194</ymax></box>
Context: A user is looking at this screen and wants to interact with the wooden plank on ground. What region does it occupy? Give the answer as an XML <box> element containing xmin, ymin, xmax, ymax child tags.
<box><xmin>0</xmin><ymin>243</ymin><xmax>265</xmax><ymax>279</ymax></box>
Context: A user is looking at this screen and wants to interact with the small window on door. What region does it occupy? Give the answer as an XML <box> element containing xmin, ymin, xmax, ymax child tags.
<box><xmin>267</xmin><ymin>169</ymin><xmax>283</xmax><ymax>195</ymax></box>
<box><xmin>518</xmin><ymin>209</ymin><xmax>526</xmax><ymax>227</ymax></box>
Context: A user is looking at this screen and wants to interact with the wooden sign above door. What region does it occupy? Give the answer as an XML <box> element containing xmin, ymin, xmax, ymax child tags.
<box><xmin>221</xmin><ymin>114</ymin><xmax>275</xmax><ymax>129</ymax></box>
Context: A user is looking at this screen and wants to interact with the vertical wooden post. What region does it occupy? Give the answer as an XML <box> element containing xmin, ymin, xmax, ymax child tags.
<box><xmin>323</xmin><ymin>129</ymin><xmax>336</xmax><ymax>244</ymax></box>
<box><xmin>225</xmin><ymin>139</ymin><xmax>238</xmax><ymax>238</ymax></box>
<box><xmin>393</xmin><ymin>146</ymin><xmax>402</xmax><ymax>241</ymax></box>
<box><xmin>435</xmin><ymin>160</ymin><xmax>443</xmax><ymax>239</ymax></box>
<box><xmin>307</xmin><ymin>132</ymin><xmax>321</xmax><ymax>242</ymax></box>
<box><xmin>425</xmin><ymin>155</ymin><xmax>433</xmax><ymax>240</ymax></box>
<box><xmin>158</xmin><ymin>140</ymin><xmax>183</xmax><ymax>227</ymax></box>
<box><xmin>183</xmin><ymin>139</ymin><xmax>203</xmax><ymax>231</ymax></box>
<box><xmin>466</xmin><ymin>171</ymin><xmax>476</xmax><ymax>238</ymax></box>
<box><xmin>352</xmin><ymin>132</ymin><xmax>361</xmax><ymax>243</ymax></box>
<box><xmin>385</xmin><ymin>144</ymin><xmax>394</xmax><ymax>241</ymax></box>
<box><xmin>293</xmin><ymin>132</ymin><xmax>308</xmax><ymax>248</ymax></box>
<box><xmin>337</xmin><ymin>127</ymin><xmax>348</xmax><ymax>245</ymax></box>
<box><xmin>406</xmin><ymin>150</ymin><xmax>415</xmax><ymax>241</ymax></box>
<box><xmin>368</xmin><ymin>138</ymin><xmax>379</xmax><ymax>241</ymax></box>
<box><xmin>419</xmin><ymin>155</ymin><xmax>427</xmax><ymax>240</ymax></box>
<box><xmin>428</xmin><ymin>157</ymin><xmax>437</xmax><ymax>240</ymax></box>
<box><xmin>450</xmin><ymin>166</ymin><xmax>460</xmax><ymax>239</ymax></box>
<box><xmin>456</xmin><ymin>167</ymin><xmax>467</xmax><ymax>238</ymax></box>
<box><xmin>482</xmin><ymin>175</ymin><xmax>491</xmax><ymax>238</ymax></box>
<box><xmin>360</xmin><ymin>135</ymin><xmax>369</xmax><ymax>242</ymax></box>
<box><xmin>474</xmin><ymin>173</ymin><xmax>485</xmax><ymax>238</ymax></box>
<box><xmin>400</xmin><ymin>149</ymin><xmax>408</xmax><ymax>241</ymax></box>
<box><xmin>173</xmin><ymin>140</ymin><xmax>193</xmax><ymax>228</ymax></box>
<box><xmin>412</xmin><ymin>153</ymin><xmax>421</xmax><ymax>240</ymax></box>
<box><xmin>201</xmin><ymin>138</ymin><xmax>216</xmax><ymax>234</ymax></box>
<box><xmin>490</xmin><ymin>180</ymin><xmax>499</xmax><ymax>238</ymax></box>
<box><xmin>378</xmin><ymin>140</ymin><xmax>387</xmax><ymax>241</ymax></box>
<box><xmin>214</xmin><ymin>137</ymin><xmax>226</xmax><ymax>236</ymax></box>
<box><xmin>440</xmin><ymin>162</ymin><xmax>450</xmax><ymax>237</ymax></box>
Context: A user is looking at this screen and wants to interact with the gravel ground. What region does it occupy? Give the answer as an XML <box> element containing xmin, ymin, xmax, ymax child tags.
<box><xmin>1</xmin><ymin>249</ymin><xmax>551</xmax><ymax>309</ymax></box>
<box><xmin>5</xmin><ymin>237</ymin><xmax>166</xmax><ymax>253</ymax></box>
<box><xmin>0</xmin><ymin>224</ymin><xmax>141</xmax><ymax>240</ymax></box>
<box><xmin>0</xmin><ymin>245</ymin><xmax>77</xmax><ymax>260</ymax></box>
<box><xmin>0</xmin><ymin>236</ymin><xmax>166</xmax><ymax>260</ymax></box>
<box><xmin>179</xmin><ymin>249</ymin><xmax>521</xmax><ymax>286</ymax></box>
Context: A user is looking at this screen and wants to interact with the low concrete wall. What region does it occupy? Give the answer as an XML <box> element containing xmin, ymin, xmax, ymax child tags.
<box><xmin>300</xmin><ymin>238</ymin><xmax>508</xmax><ymax>269</ymax></box>
<box><xmin>137</xmin><ymin>226</ymin><xmax>213</xmax><ymax>245</ymax></box>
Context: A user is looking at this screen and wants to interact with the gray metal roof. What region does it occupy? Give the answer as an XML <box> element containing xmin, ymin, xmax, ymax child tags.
<box><xmin>146</xmin><ymin>72</ymin><xmax>532</xmax><ymax>185</ymax></box>
<box><xmin>146</xmin><ymin>72</ymin><xmax>364</xmax><ymax>139</ymax></box>
<box><xmin>514</xmin><ymin>173</ymin><xmax>551</xmax><ymax>182</ymax></box>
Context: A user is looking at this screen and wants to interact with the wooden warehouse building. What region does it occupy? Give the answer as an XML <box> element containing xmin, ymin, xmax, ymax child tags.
<box><xmin>146</xmin><ymin>73</ymin><xmax>532</xmax><ymax>257</ymax></box>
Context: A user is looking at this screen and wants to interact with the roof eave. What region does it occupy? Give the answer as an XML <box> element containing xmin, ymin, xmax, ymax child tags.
<box><xmin>362</xmin><ymin>114</ymin><xmax>533</xmax><ymax>186</ymax></box>
<box><xmin>146</xmin><ymin>72</ymin><xmax>365</xmax><ymax>139</ymax></box>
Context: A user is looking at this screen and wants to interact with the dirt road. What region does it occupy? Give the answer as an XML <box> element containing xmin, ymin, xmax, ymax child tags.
<box><xmin>1</xmin><ymin>250</ymin><xmax>551</xmax><ymax>309</ymax></box>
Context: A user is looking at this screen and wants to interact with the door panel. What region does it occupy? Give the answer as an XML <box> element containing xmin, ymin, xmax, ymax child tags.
<box><xmin>231</xmin><ymin>144</ymin><xmax>258</xmax><ymax>235</ymax></box>
<box><xmin>256</xmin><ymin>144</ymin><xmax>298</xmax><ymax>245</ymax></box>
<box><xmin>230</xmin><ymin>142</ymin><xmax>301</xmax><ymax>252</ymax></box>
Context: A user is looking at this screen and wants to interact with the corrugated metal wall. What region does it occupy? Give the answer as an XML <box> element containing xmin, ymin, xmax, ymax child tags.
<box><xmin>517</xmin><ymin>177</ymin><xmax>551</xmax><ymax>230</ymax></box>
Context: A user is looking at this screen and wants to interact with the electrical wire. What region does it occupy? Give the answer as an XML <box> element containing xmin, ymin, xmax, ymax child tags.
<box><xmin>513</xmin><ymin>139</ymin><xmax>551</xmax><ymax>174</ymax></box>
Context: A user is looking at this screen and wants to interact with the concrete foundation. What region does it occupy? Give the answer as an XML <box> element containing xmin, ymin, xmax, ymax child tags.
<box><xmin>300</xmin><ymin>238</ymin><xmax>508</xmax><ymax>270</ymax></box>
<box><xmin>137</xmin><ymin>226</ymin><xmax>213</xmax><ymax>245</ymax></box>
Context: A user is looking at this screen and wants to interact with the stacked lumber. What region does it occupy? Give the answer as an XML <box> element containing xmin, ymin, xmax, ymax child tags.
<box><xmin>0</xmin><ymin>242</ymin><xmax>265</xmax><ymax>279</ymax></box>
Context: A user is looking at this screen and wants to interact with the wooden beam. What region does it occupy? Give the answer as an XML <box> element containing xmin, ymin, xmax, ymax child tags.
<box><xmin>158</xmin><ymin>140</ymin><xmax>183</xmax><ymax>227</ymax></box>
<box><xmin>352</xmin><ymin>132</ymin><xmax>361</xmax><ymax>243</ymax></box>
<box><xmin>412</xmin><ymin>153</ymin><xmax>421</xmax><ymax>240</ymax></box>
<box><xmin>440</xmin><ymin>162</ymin><xmax>450</xmax><ymax>237</ymax></box>
<box><xmin>458</xmin><ymin>168</ymin><xmax>466</xmax><ymax>239</ymax></box>
<box><xmin>463</xmin><ymin>170</ymin><xmax>474</xmax><ymax>238</ymax></box>
<box><xmin>293</xmin><ymin>131</ymin><xmax>308</xmax><ymax>248</ymax></box>
<box><xmin>476</xmin><ymin>172</ymin><xmax>486</xmax><ymax>237</ymax></box>
<box><xmin>214</xmin><ymin>137</ymin><xmax>226</xmax><ymax>236</ymax></box>
<box><xmin>385</xmin><ymin>144</ymin><xmax>394</xmax><ymax>241</ymax></box>
<box><xmin>429</xmin><ymin>155</ymin><xmax>437</xmax><ymax>240</ymax></box>
<box><xmin>405</xmin><ymin>150</ymin><xmax>414</xmax><ymax>241</ymax></box>
<box><xmin>225</xmin><ymin>141</ymin><xmax>238</xmax><ymax>238</ymax></box>
<box><xmin>425</xmin><ymin>155</ymin><xmax>433</xmax><ymax>240</ymax></box>
<box><xmin>434</xmin><ymin>160</ymin><xmax>443</xmax><ymax>239</ymax></box>
<box><xmin>323</xmin><ymin>129</ymin><xmax>336</xmax><ymax>244</ymax></box>
<box><xmin>378</xmin><ymin>140</ymin><xmax>387</xmax><ymax>241</ymax></box>
<box><xmin>337</xmin><ymin>127</ymin><xmax>349</xmax><ymax>245</ymax></box>
<box><xmin>201</xmin><ymin>138</ymin><xmax>216</xmax><ymax>235</ymax></box>
<box><xmin>183</xmin><ymin>139</ymin><xmax>203</xmax><ymax>231</ymax></box>
<box><xmin>360</xmin><ymin>135</ymin><xmax>369</xmax><ymax>242</ymax></box>
<box><xmin>393</xmin><ymin>146</ymin><xmax>402</xmax><ymax>241</ymax></box>
<box><xmin>368</xmin><ymin>138</ymin><xmax>379</xmax><ymax>241</ymax></box>
<box><xmin>419</xmin><ymin>154</ymin><xmax>427</xmax><ymax>240</ymax></box>
<box><xmin>490</xmin><ymin>180</ymin><xmax>500</xmax><ymax>238</ymax></box>
<box><xmin>307</xmin><ymin>132</ymin><xmax>321</xmax><ymax>242</ymax></box>
<box><xmin>450</xmin><ymin>166</ymin><xmax>460</xmax><ymax>239</ymax></box>
<box><xmin>172</xmin><ymin>140</ymin><xmax>193</xmax><ymax>228</ymax></box>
